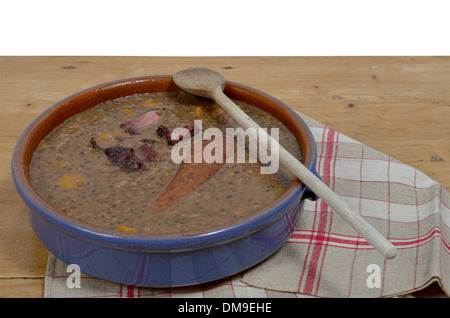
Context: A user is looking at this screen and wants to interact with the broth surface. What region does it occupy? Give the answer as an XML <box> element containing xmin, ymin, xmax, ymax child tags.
<box><xmin>29</xmin><ymin>92</ymin><xmax>302</xmax><ymax>235</ymax></box>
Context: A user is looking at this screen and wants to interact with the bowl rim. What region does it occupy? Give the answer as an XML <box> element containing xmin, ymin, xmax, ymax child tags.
<box><xmin>11</xmin><ymin>75</ymin><xmax>318</xmax><ymax>252</ymax></box>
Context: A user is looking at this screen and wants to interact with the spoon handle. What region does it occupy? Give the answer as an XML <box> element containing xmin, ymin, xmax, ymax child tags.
<box><xmin>213</xmin><ymin>89</ymin><xmax>397</xmax><ymax>259</ymax></box>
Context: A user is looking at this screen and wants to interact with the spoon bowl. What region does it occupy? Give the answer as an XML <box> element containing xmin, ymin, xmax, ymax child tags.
<box><xmin>173</xmin><ymin>68</ymin><xmax>226</xmax><ymax>99</ymax></box>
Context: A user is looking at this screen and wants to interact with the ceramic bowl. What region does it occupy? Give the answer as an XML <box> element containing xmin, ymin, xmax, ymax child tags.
<box><xmin>12</xmin><ymin>75</ymin><xmax>320</xmax><ymax>287</ymax></box>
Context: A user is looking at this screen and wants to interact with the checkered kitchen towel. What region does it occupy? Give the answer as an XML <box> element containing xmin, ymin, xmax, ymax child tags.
<box><xmin>44</xmin><ymin>114</ymin><xmax>450</xmax><ymax>298</ymax></box>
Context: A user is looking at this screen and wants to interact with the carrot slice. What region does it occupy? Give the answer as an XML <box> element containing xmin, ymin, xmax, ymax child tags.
<box><xmin>144</xmin><ymin>99</ymin><xmax>158</xmax><ymax>106</ymax></box>
<box><xmin>212</xmin><ymin>109</ymin><xmax>224</xmax><ymax>118</ymax></box>
<box><xmin>195</xmin><ymin>106</ymin><xmax>204</xmax><ymax>116</ymax></box>
<box><xmin>118</xmin><ymin>225</ymin><xmax>136</xmax><ymax>233</ymax></box>
<box><xmin>121</xmin><ymin>108</ymin><xmax>134</xmax><ymax>115</ymax></box>
<box><xmin>59</xmin><ymin>173</ymin><xmax>87</xmax><ymax>189</ymax></box>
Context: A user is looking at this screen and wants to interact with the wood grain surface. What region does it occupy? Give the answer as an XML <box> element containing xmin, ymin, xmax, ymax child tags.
<box><xmin>1</xmin><ymin>56</ymin><xmax>449</xmax><ymax>297</ymax></box>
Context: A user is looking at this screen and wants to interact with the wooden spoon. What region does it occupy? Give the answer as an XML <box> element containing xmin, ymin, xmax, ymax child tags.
<box><xmin>173</xmin><ymin>67</ymin><xmax>397</xmax><ymax>259</ymax></box>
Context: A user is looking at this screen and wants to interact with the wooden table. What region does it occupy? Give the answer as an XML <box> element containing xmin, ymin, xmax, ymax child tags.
<box><xmin>1</xmin><ymin>56</ymin><xmax>449</xmax><ymax>298</ymax></box>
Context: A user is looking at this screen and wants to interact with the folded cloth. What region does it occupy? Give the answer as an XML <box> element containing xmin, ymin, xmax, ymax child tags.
<box><xmin>44</xmin><ymin>114</ymin><xmax>450</xmax><ymax>298</ymax></box>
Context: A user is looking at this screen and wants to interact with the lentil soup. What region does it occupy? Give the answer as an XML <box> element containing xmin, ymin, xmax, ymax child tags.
<box><xmin>29</xmin><ymin>92</ymin><xmax>302</xmax><ymax>235</ymax></box>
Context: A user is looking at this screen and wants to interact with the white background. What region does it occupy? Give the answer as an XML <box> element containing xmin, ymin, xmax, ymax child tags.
<box><xmin>1</xmin><ymin>0</ymin><xmax>449</xmax><ymax>56</ymax></box>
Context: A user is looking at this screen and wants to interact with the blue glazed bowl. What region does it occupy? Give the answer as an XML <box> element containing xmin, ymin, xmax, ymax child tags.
<box><xmin>11</xmin><ymin>75</ymin><xmax>320</xmax><ymax>287</ymax></box>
